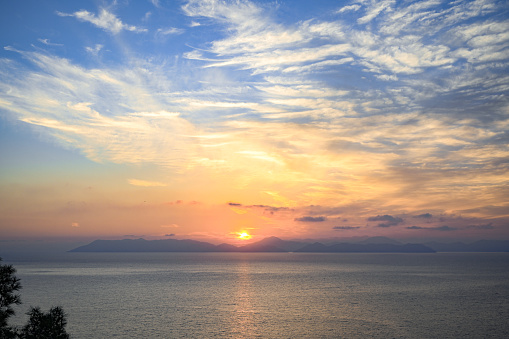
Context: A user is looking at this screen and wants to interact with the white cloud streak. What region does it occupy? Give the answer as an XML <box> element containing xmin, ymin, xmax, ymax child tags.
<box><xmin>85</xmin><ymin>44</ymin><xmax>103</xmax><ymax>56</ymax></box>
<box><xmin>156</xmin><ymin>27</ymin><xmax>185</xmax><ymax>35</ymax></box>
<box><xmin>38</xmin><ymin>38</ymin><xmax>63</xmax><ymax>46</ymax></box>
<box><xmin>57</xmin><ymin>8</ymin><xmax>147</xmax><ymax>34</ymax></box>
<box><xmin>182</xmin><ymin>0</ymin><xmax>506</xmax><ymax>79</ymax></box>
<box><xmin>357</xmin><ymin>0</ymin><xmax>395</xmax><ymax>24</ymax></box>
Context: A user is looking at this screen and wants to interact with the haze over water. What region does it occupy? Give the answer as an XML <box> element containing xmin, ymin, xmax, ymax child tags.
<box><xmin>9</xmin><ymin>252</ymin><xmax>509</xmax><ymax>338</ymax></box>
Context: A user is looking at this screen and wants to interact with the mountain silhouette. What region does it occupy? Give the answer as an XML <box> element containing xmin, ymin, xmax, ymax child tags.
<box><xmin>70</xmin><ymin>236</ymin><xmax>439</xmax><ymax>253</ymax></box>
<box><xmin>237</xmin><ymin>236</ymin><xmax>307</xmax><ymax>252</ymax></box>
<box><xmin>69</xmin><ymin>237</ymin><xmax>508</xmax><ymax>253</ymax></box>
<box><xmin>358</xmin><ymin>236</ymin><xmax>402</xmax><ymax>245</ymax></box>
<box><xmin>69</xmin><ymin>238</ymin><xmax>218</xmax><ymax>252</ymax></box>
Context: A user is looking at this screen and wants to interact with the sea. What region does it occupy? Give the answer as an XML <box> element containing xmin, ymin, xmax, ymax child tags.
<box><xmin>4</xmin><ymin>252</ymin><xmax>509</xmax><ymax>338</ymax></box>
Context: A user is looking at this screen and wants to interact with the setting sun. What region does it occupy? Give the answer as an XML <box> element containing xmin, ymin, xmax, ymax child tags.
<box><xmin>237</xmin><ymin>232</ymin><xmax>251</xmax><ymax>240</ymax></box>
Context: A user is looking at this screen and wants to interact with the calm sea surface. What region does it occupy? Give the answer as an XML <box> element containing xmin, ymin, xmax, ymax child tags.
<box><xmin>6</xmin><ymin>252</ymin><xmax>509</xmax><ymax>338</ymax></box>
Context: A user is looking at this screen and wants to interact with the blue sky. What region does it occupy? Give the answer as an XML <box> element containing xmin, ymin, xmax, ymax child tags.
<box><xmin>1</xmin><ymin>0</ymin><xmax>508</xmax><ymax>242</ymax></box>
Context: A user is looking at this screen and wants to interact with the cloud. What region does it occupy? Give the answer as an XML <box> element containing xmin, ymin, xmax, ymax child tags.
<box><xmin>0</xmin><ymin>50</ymin><xmax>202</xmax><ymax>169</ymax></box>
<box><xmin>368</xmin><ymin>215</ymin><xmax>403</xmax><ymax>227</ymax></box>
<box><xmin>295</xmin><ymin>216</ymin><xmax>327</xmax><ymax>222</ymax></box>
<box><xmin>57</xmin><ymin>9</ymin><xmax>147</xmax><ymax>34</ymax></box>
<box><xmin>156</xmin><ymin>27</ymin><xmax>185</xmax><ymax>36</ymax></box>
<box><xmin>432</xmin><ymin>225</ymin><xmax>457</xmax><ymax>231</ymax></box>
<box><xmin>228</xmin><ymin>204</ymin><xmax>293</xmax><ymax>216</ymax></box>
<box><xmin>377</xmin><ymin>223</ymin><xmax>398</xmax><ymax>228</ymax></box>
<box><xmin>406</xmin><ymin>225</ymin><xmax>458</xmax><ymax>231</ymax></box>
<box><xmin>183</xmin><ymin>0</ymin><xmax>309</xmax><ymax>67</ymax></box>
<box><xmin>414</xmin><ymin>213</ymin><xmax>433</xmax><ymax>219</ymax></box>
<box><xmin>38</xmin><ymin>39</ymin><xmax>63</xmax><ymax>46</ymax></box>
<box><xmin>337</xmin><ymin>5</ymin><xmax>361</xmax><ymax>14</ymax></box>
<box><xmin>128</xmin><ymin>179</ymin><xmax>167</xmax><ymax>187</ymax></box>
<box><xmin>357</xmin><ymin>0</ymin><xmax>394</xmax><ymax>25</ymax></box>
<box><xmin>368</xmin><ymin>216</ymin><xmax>401</xmax><ymax>222</ymax></box>
<box><xmin>249</xmin><ymin>205</ymin><xmax>292</xmax><ymax>213</ymax></box>
<box><xmin>181</xmin><ymin>0</ymin><xmax>506</xmax><ymax>84</ymax></box>
<box><xmin>71</xmin><ymin>222</ymin><xmax>80</xmax><ymax>228</ymax></box>
<box><xmin>458</xmin><ymin>205</ymin><xmax>509</xmax><ymax>218</ymax></box>
<box><xmin>161</xmin><ymin>224</ymin><xmax>179</xmax><ymax>228</ymax></box>
<box><xmin>143</xmin><ymin>11</ymin><xmax>152</xmax><ymax>22</ymax></box>
<box><xmin>165</xmin><ymin>233</ymin><xmax>175</xmax><ymax>237</ymax></box>
<box><xmin>332</xmin><ymin>226</ymin><xmax>360</xmax><ymax>230</ymax></box>
<box><xmin>467</xmin><ymin>223</ymin><xmax>494</xmax><ymax>230</ymax></box>
<box><xmin>182</xmin><ymin>0</ymin><xmax>263</xmax><ymax>31</ymax></box>
<box><xmin>85</xmin><ymin>44</ymin><xmax>103</xmax><ymax>56</ymax></box>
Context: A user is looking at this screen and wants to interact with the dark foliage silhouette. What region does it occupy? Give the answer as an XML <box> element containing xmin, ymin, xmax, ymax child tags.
<box><xmin>0</xmin><ymin>258</ymin><xmax>70</xmax><ymax>338</ymax></box>
<box><xmin>0</xmin><ymin>258</ymin><xmax>21</xmax><ymax>338</ymax></box>
<box><xmin>21</xmin><ymin>306</ymin><xmax>69</xmax><ymax>339</ymax></box>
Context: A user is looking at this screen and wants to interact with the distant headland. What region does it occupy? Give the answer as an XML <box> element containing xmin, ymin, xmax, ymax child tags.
<box><xmin>69</xmin><ymin>236</ymin><xmax>509</xmax><ymax>253</ymax></box>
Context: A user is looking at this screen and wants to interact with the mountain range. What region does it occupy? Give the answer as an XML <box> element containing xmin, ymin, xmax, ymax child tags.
<box><xmin>68</xmin><ymin>236</ymin><xmax>509</xmax><ymax>253</ymax></box>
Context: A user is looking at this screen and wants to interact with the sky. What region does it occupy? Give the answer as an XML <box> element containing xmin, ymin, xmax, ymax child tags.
<box><xmin>1</xmin><ymin>0</ymin><xmax>508</xmax><ymax>244</ymax></box>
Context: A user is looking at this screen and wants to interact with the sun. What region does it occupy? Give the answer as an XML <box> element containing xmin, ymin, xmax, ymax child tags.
<box><xmin>237</xmin><ymin>232</ymin><xmax>251</xmax><ymax>240</ymax></box>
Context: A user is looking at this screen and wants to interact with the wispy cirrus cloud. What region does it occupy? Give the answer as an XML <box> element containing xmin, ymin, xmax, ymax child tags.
<box><xmin>57</xmin><ymin>8</ymin><xmax>147</xmax><ymax>34</ymax></box>
<box><xmin>0</xmin><ymin>49</ymin><xmax>199</xmax><ymax>168</ymax></box>
<box><xmin>357</xmin><ymin>0</ymin><xmax>395</xmax><ymax>24</ymax></box>
<box><xmin>183</xmin><ymin>0</ymin><xmax>507</xmax><ymax>87</ymax></box>
<box><xmin>38</xmin><ymin>38</ymin><xmax>63</xmax><ymax>46</ymax></box>
<box><xmin>156</xmin><ymin>27</ymin><xmax>185</xmax><ymax>36</ymax></box>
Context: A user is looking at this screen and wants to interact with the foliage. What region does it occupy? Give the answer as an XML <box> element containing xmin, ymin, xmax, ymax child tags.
<box><xmin>20</xmin><ymin>306</ymin><xmax>70</xmax><ymax>339</ymax></box>
<box><xmin>0</xmin><ymin>258</ymin><xmax>70</xmax><ymax>338</ymax></box>
<box><xmin>0</xmin><ymin>258</ymin><xmax>22</xmax><ymax>338</ymax></box>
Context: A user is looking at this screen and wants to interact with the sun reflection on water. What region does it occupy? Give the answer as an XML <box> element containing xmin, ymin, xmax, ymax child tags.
<box><xmin>232</xmin><ymin>260</ymin><xmax>257</xmax><ymax>338</ymax></box>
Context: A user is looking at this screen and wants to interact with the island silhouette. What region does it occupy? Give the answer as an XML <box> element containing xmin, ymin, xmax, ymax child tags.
<box><xmin>68</xmin><ymin>236</ymin><xmax>509</xmax><ymax>253</ymax></box>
